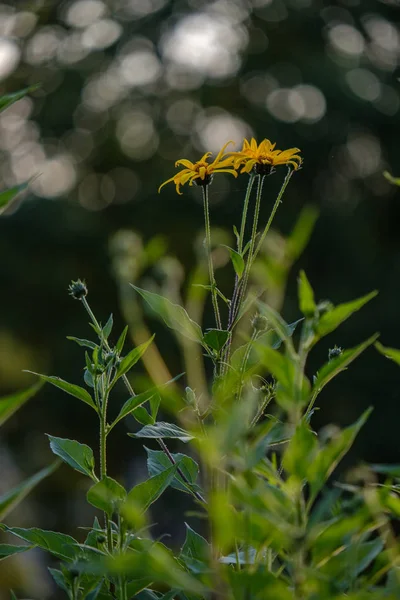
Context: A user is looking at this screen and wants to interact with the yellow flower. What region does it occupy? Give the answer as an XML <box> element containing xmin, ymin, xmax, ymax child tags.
<box><xmin>158</xmin><ymin>141</ymin><xmax>238</xmax><ymax>195</ymax></box>
<box><xmin>231</xmin><ymin>138</ymin><xmax>302</xmax><ymax>175</ymax></box>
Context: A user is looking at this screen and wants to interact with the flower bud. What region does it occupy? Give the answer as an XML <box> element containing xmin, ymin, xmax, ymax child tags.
<box><xmin>68</xmin><ymin>279</ymin><xmax>88</xmax><ymax>300</ymax></box>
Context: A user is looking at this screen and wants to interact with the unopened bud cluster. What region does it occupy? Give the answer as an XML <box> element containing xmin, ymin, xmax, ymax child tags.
<box><xmin>68</xmin><ymin>279</ymin><xmax>88</xmax><ymax>300</ymax></box>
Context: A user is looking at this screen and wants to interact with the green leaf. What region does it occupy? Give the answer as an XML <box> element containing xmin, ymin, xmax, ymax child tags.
<box><xmin>146</xmin><ymin>448</ymin><xmax>200</xmax><ymax>494</ymax></box>
<box><xmin>87</xmin><ymin>477</ymin><xmax>127</xmax><ymax>518</ymax></box>
<box><xmin>308</xmin><ymin>408</ymin><xmax>372</xmax><ymax>501</ymax></box>
<box><xmin>67</xmin><ymin>336</ymin><xmax>97</xmax><ymax>350</ymax></box>
<box><xmin>0</xmin><ymin>183</ymin><xmax>29</xmax><ymax>214</ymax></box>
<box><xmin>316</xmin><ymin>291</ymin><xmax>378</xmax><ymax>339</ymax></box>
<box><xmin>0</xmin><ymin>381</ymin><xmax>43</xmax><ymax>427</ymax></box>
<box><xmin>256</xmin><ymin>301</ymin><xmax>296</xmax><ymax>356</ymax></box>
<box><xmin>129</xmin><ymin>422</ymin><xmax>194</xmax><ymax>443</ymax></box>
<box><xmin>0</xmin><ymin>544</ymin><xmax>33</xmax><ymax>560</ymax></box>
<box><xmin>282</xmin><ymin>421</ymin><xmax>317</xmax><ymax>480</ymax></box>
<box><xmin>0</xmin><ymin>460</ymin><xmax>60</xmax><ymax>520</ymax></box>
<box><xmin>375</xmin><ymin>341</ymin><xmax>400</xmax><ymax>366</ymax></box>
<box><xmin>0</xmin><ymin>85</ymin><xmax>40</xmax><ymax>113</ymax></box>
<box><xmin>384</xmin><ymin>171</ymin><xmax>400</xmax><ymax>186</ymax></box>
<box><xmin>115</xmin><ymin>325</ymin><xmax>129</xmax><ymax>354</ymax></box>
<box><xmin>0</xmin><ymin>525</ymin><xmax>77</xmax><ymax>561</ymax></box>
<box><xmin>312</xmin><ymin>334</ymin><xmax>378</xmax><ymax>399</ymax></box>
<box><xmin>203</xmin><ymin>329</ymin><xmax>230</xmax><ymax>353</ymax></box>
<box><xmin>221</xmin><ymin>245</ymin><xmax>245</xmax><ymax>278</ymax></box>
<box><xmin>102</xmin><ymin>314</ymin><xmax>113</xmax><ymax>339</ymax></box>
<box><xmin>180</xmin><ymin>524</ymin><xmax>209</xmax><ymax>561</ymax></box>
<box><xmin>26</xmin><ymin>372</ymin><xmax>97</xmax><ymax>412</ymax></box>
<box><xmin>48</xmin><ymin>568</ymin><xmax>70</xmax><ymax>594</ymax></box>
<box><xmin>110</xmin><ymin>389</ymin><xmax>155</xmax><ymax>430</ymax></box>
<box><xmin>131</xmin><ymin>285</ymin><xmax>202</xmax><ymax>342</ymax></box>
<box><xmin>132</xmin><ymin>406</ymin><xmax>154</xmax><ymax>425</ymax></box>
<box><xmin>287</xmin><ymin>205</ymin><xmax>319</xmax><ymax>260</ymax></box>
<box><xmin>47</xmin><ymin>435</ymin><xmax>96</xmax><ymax>480</ymax></box>
<box><xmin>114</xmin><ymin>335</ymin><xmax>154</xmax><ymax>380</ymax></box>
<box><xmin>125</xmin><ymin>465</ymin><xmax>178</xmax><ymax>513</ymax></box>
<box><xmin>298</xmin><ymin>270</ymin><xmax>316</xmax><ymax>317</ymax></box>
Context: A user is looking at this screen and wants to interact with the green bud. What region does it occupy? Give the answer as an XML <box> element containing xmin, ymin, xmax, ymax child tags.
<box><xmin>68</xmin><ymin>279</ymin><xmax>88</xmax><ymax>300</ymax></box>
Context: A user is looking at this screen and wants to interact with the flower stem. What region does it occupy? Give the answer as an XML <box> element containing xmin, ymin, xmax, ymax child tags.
<box><xmin>80</xmin><ymin>295</ymin><xmax>206</xmax><ymax>504</ymax></box>
<box><xmin>202</xmin><ymin>186</ymin><xmax>222</xmax><ymax>330</ymax></box>
<box><xmin>238</xmin><ymin>174</ymin><xmax>255</xmax><ymax>254</ymax></box>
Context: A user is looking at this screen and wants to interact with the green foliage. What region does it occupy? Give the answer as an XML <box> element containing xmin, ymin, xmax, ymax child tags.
<box><xmin>87</xmin><ymin>477</ymin><xmax>127</xmax><ymax>517</ymax></box>
<box><xmin>47</xmin><ymin>435</ymin><xmax>97</xmax><ymax>480</ymax></box>
<box><xmin>0</xmin><ymin>381</ymin><xmax>43</xmax><ymax>426</ymax></box>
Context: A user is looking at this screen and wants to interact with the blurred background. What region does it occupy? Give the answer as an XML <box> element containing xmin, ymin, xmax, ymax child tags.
<box><xmin>0</xmin><ymin>0</ymin><xmax>400</xmax><ymax>595</ymax></box>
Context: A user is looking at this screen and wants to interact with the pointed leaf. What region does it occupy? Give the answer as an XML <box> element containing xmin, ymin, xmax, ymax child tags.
<box><xmin>180</xmin><ymin>524</ymin><xmax>209</xmax><ymax>561</ymax></box>
<box><xmin>110</xmin><ymin>389</ymin><xmax>155</xmax><ymax>430</ymax></box>
<box><xmin>0</xmin><ymin>525</ymin><xmax>77</xmax><ymax>561</ymax></box>
<box><xmin>87</xmin><ymin>477</ymin><xmax>127</xmax><ymax>518</ymax></box>
<box><xmin>116</xmin><ymin>325</ymin><xmax>129</xmax><ymax>354</ymax></box>
<box><xmin>256</xmin><ymin>301</ymin><xmax>296</xmax><ymax>356</ymax></box>
<box><xmin>146</xmin><ymin>448</ymin><xmax>200</xmax><ymax>494</ymax></box>
<box><xmin>129</xmin><ymin>422</ymin><xmax>194</xmax><ymax>443</ymax></box>
<box><xmin>102</xmin><ymin>314</ymin><xmax>113</xmax><ymax>340</ymax></box>
<box><xmin>47</xmin><ymin>435</ymin><xmax>96</xmax><ymax>480</ymax></box>
<box><xmin>316</xmin><ymin>291</ymin><xmax>378</xmax><ymax>339</ymax></box>
<box><xmin>375</xmin><ymin>341</ymin><xmax>400</xmax><ymax>367</ymax></box>
<box><xmin>131</xmin><ymin>285</ymin><xmax>202</xmax><ymax>342</ymax></box>
<box><xmin>0</xmin><ymin>381</ymin><xmax>43</xmax><ymax>427</ymax></box>
<box><xmin>384</xmin><ymin>171</ymin><xmax>400</xmax><ymax>186</ymax></box>
<box><xmin>283</xmin><ymin>421</ymin><xmax>318</xmax><ymax>480</ymax></box>
<box><xmin>126</xmin><ymin>465</ymin><xmax>178</xmax><ymax>513</ymax></box>
<box><xmin>0</xmin><ymin>544</ymin><xmax>33</xmax><ymax>560</ymax></box>
<box><xmin>298</xmin><ymin>270</ymin><xmax>316</xmax><ymax>317</ymax></box>
<box><xmin>48</xmin><ymin>568</ymin><xmax>70</xmax><ymax>594</ymax></box>
<box><xmin>0</xmin><ymin>85</ymin><xmax>40</xmax><ymax>112</ymax></box>
<box><xmin>0</xmin><ymin>460</ymin><xmax>60</xmax><ymax>520</ymax></box>
<box><xmin>67</xmin><ymin>336</ymin><xmax>97</xmax><ymax>350</ymax></box>
<box><xmin>313</xmin><ymin>334</ymin><xmax>378</xmax><ymax>399</ymax></box>
<box><xmin>0</xmin><ymin>183</ymin><xmax>29</xmax><ymax>213</ymax></box>
<box><xmin>25</xmin><ymin>372</ymin><xmax>97</xmax><ymax>412</ymax></box>
<box><xmin>221</xmin><ymin>245</ymin><xmax>245</xmax><ymax>278</ymax></box>
<box><xmin>203</xmin><ymin>329</ymin><xmax>230</xmax><ymax>353</ymax></box>
<box><xmin>114</xmin><ymin>335</ymin><xmax>154</xmax><ymax>380</ymax></box>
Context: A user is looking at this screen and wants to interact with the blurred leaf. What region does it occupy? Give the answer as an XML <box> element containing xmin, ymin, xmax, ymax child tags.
<box><xmin>0</xmin><ymin>525</ymin><xmax>77</xmax><ymax>561</ymax></box>
<box><xmin>67</xmin><ymin>336</ymin><xmax>97</xmax><ymax>350</ymax></box>
<box><xmin>384</xmin><ymin>171</ymin><xmax>400</xmax><ymax>186</ymax></box>
<box><xmin>10</xmin><ymin>592</ymin><xmax>17</xmax><ymax>600</ymax></box>
<box><xmin>48</xmin><ymin>568</ymin><xmax>70</xmax><ymax>594</ymax></box>
<box><xmin>312</xmin><ymin>334</ymin><xmax>378</xmax><ymax>401</ymax></box>
<box><xmin>375</xmin><ymin>341</ymin><xmax>400</xmax><ymax>366</ymax></box>
<box><xmin>298</xmin><ymin>270</ymin><xmax>316</xmax><ymax>317</ymax></box>
<box><xmin>256</xmin><ymin>301</ymin><xmax>296</xmax><ymax>356</ymax></box>
<box><xmin>0</xmin><ymin>85</ymin><xmax>40</xmax><ymax>112</ymax></box>
<box><xmin>0</xmin><ymin>183</ymin><xmax>29</xmax><ymax>215</ymax></box>
<box><xmin>221</xmin><ymin>245</ymin><xmax>245</xmax><ymax>278</ymax></box>
<box><xmin>125</xmin><ymin>465</ymin><xmax>178</xmax><ymax>513</ymax></box>
<box><xmin>287</xmin><ymin>205</ymin><xmax>319</xmax><ymax>260</ymax></box>
<box><xmin>47</xmin><ymin>435</ymin><xmax>96</xmax><ymax>480</ymax></box>
<box><xmin>316</xmin><ymin>291</ymin><xmax>378</xmax><ymax>339</ymax></box>
<box><xmin>227</xmin><ymin>569</ymin><xmax>293</xmax><ymax>600</ymax></box>
<box><xmin>87</xmin><ymin>477</ymin><xmax>127</xmax><ymax>518</ymax></box>
<box><xmin>114</xmin><ymin>335</ymin><xmax>154</xmax><ymax>381</ymax></box>
<box><xmin>283</xmin><ymin>420</ymin><xmax>318</xmax><ymax>480</ymax></box>
<box><xmin>26</xmin><ymin>372</ymin><xmax>97</xmax><ymax>412</ymax></box>
<box><xmin>308</xmin><ymin>408</ymin><xmax>372</xmax><ymax>501</ymax></box>
<box><xmin>180</xmin><ymin>523</ymin><xmax>209</xmax><ymax>561</ymax></box>
<box><xmin>319</xmin><ymin>539</ymin><xmax>383</xmax><ymax>584</ymax></box>
<box><xmin>0</xmin><ymin>460</ymin><xmax>59</xmax><ymax>520</ymax></box>
<box><xmin>0</xmin><ymin>381</ymin><xmax>43</xmax><ymax>427</ymax></box>
<box><xmin>370</xmin><ymin>464</ymin><xmax>400</xmax><ymax>477</ymax></box>
<box><xmin>131</xmin><ymin>285</ymin><xmax>202</xmax><ymax>342</ymax></box>
<box><xmin>146</xmin><ymin>447</ymin><xmax>200</xmax><ymax>494</ymax></box>
<box><xmin>130</xmin><ymin>422</ymin><xmax>194</xmax><ymax>442</ymax></box>
<box><xmin>203</xmin><ymin>329</ymin><xmax>230</xmax><ymax>353</ymax></box>
<box><xmin>0</xmin><ymin>544</ymin><xmax>33</xmax><ymax>560</ymax></box>
<box><xmin>102</xmin><ymin>314</ymin><xmax>113</xmax><ymax>339</ymax></box>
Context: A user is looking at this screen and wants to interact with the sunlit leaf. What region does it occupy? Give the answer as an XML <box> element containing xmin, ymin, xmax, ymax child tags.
<box><xmin>131</xmin><ymin>285</ymin><xmax>202</xmax><ymax>342</ymax></box>
<box><xmin>114</xmin><ymin>335</ymin><xmax>154</xmax><ymax>381</ymax></box>
<box><xmin>0</xmin><ymin>85</ymin><xmax>40</xmax><ymax>113</ymax></box>
<box><xmin>129</xmin><ymin>422</ymin><xmax>194</xmax><ymax>443</ymax></box>
<box><xmin>375</xmin><ymin>341</ymin><xmax>400</xmax><ymax>367</ymax></box>
<box><xmin>298</xmin><ymin>270</ymin><xmax>316</xmax><ymax>317</ymax></box>
<box><xmin>0</xmin><ymin>183</ymin><xmax>29</xmax><ymax>214</ymax></box>
<box><xmin>316</xmin><ymin>291</ymin><xmax>378</xmax><ymax>339</ymax></box>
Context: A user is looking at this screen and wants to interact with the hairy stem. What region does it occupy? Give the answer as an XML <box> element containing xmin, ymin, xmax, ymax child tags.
<box><xmin>202</xmin><ymin>185</ymin><xmax>222</xmax><ymax>330</ymax></box>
